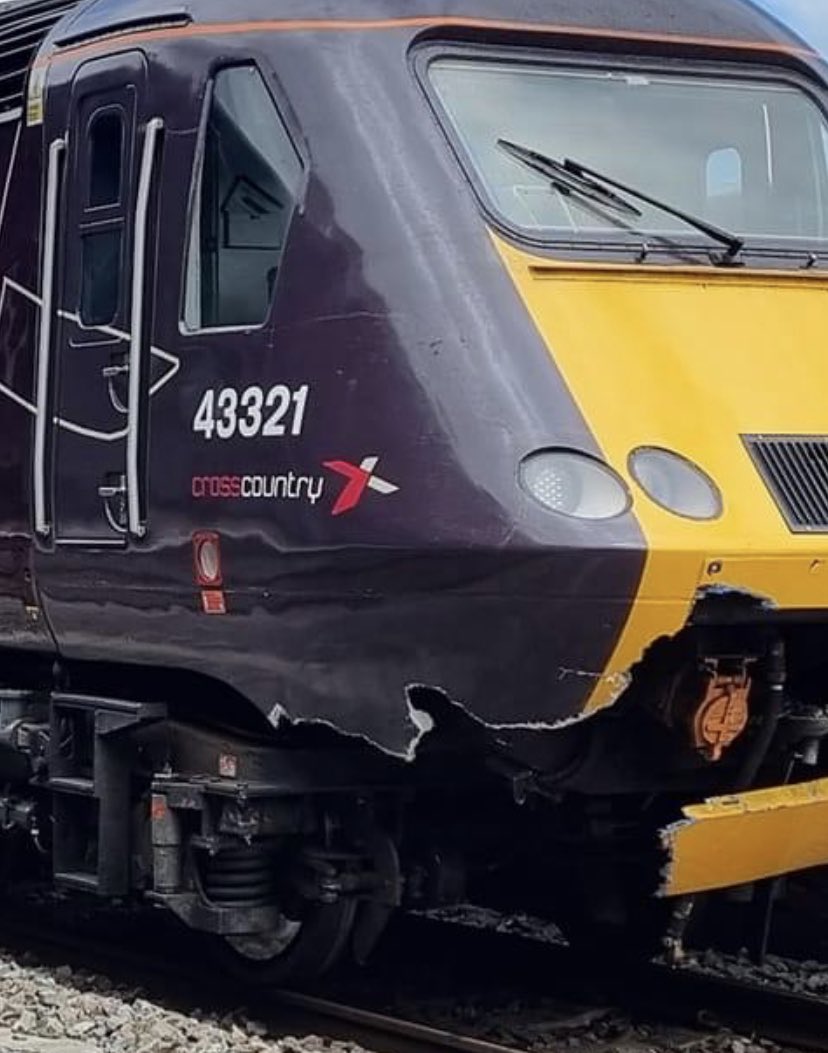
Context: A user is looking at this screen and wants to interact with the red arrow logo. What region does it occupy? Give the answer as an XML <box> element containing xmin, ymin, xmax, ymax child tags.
<box><xmin>323</xmin><ymin>456</ymin><xmax>399</xmax><ymax>516</ymax></box>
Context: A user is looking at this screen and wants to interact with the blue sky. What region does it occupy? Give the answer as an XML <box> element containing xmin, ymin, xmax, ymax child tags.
<box><xmin>754</xmin><ymin>0</ymin><xmax>828</xmax><ymax>53</ymax></box>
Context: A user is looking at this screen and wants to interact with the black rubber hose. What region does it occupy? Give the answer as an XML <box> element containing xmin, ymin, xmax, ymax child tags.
<box><xmin>733</xmin><ymin>637</ymin><xmax>786</xmax><ymax>793</ymax></box>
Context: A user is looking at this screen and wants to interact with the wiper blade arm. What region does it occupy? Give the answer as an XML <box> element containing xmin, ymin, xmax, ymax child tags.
<box><xmin>564</xmin><ymin>157</ymin><xmax>744</xmax><ymax>261</ymax></box>
<box><xmin>498</xmin><ymin>139</ymin><xmax>642</xmax><ymax>219</ymax></box>
<box><xmin>497</xmin><ymin>139</ymin><xmax>744</xmax><ymax>262</ymax></box>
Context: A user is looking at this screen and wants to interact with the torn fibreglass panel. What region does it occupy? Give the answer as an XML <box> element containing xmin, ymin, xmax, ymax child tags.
<box><xmin>660</xmin><ymin>777</ymin><xmax>828</xmax><ymax>897</ymax></box>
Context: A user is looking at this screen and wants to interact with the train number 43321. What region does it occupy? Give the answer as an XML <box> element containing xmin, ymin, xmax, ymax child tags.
<box><xmin>192</xmin><ymin>384</ymin><xmax>309</xmax><ymax>440</ymax></box>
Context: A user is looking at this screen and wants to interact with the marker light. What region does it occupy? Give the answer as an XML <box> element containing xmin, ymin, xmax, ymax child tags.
<box><xmin>193</xmin><ymin>531</ymin><xmax>223</xmax><ymax>586</ymax></box>
<box><xmin>629</xmin><ymin>447</ymin><xmax>722</xmax><ymax>520</ymax></box>
<box><xmin>519</xmin><ymin>449</ymin><xmax>630</xmax><ymax>520</ymax></box>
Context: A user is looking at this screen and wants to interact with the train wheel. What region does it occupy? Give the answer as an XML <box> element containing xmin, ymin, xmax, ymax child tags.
<box><xmin>212</xmin><ymin>898</ymin><xmax>358</xmax><ymax>985</ymax></box>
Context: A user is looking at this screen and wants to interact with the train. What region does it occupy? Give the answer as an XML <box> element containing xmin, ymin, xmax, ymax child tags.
<box><xmin>0</xmin><ymin>0</ymin><xmax>827</xmax><ymax>980</ymax></box>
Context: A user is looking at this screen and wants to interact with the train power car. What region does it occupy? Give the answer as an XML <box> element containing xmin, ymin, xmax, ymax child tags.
<box><xmin>1</xmin><ymin>0</ymin><xmax>828</xmax><ymax>978</ymax></box>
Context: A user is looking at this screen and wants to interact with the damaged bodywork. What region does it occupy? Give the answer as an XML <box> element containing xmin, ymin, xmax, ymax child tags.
<box><xmin>2</xmin><ymin>0</ymin><xmax>828</xmax><ymax>982</ymax></box>
<box><xmin>661</xmin><ymin>778</ymin><xmax>828</xmax><ymax>897</ymax></box>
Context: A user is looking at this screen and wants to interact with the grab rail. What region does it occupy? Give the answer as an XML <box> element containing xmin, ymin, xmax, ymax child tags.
<box><xmin>33</xmin><ymin>136</ymin><xmax>66</xmax><ymax>537</ymax></box>
<box><xmin>127</xmin><ymin>116</ymin><xmax>163</xmax><ymax>538</ymax></box>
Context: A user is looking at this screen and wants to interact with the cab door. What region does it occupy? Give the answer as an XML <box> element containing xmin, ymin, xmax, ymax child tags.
<box><xmin>34</xmin><ymin>51</ymin><xmax>163</xmax><ymax>545</ymax></box>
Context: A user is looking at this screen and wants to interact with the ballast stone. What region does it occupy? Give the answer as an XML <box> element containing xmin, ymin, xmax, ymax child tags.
<box><xmin>0</xmin><ymin>948</ymin><xmax>372</xmax><ymax>1053</ymax></box>
<box><xmin>0</xmin><ymin>1031</ymin><xmax>97</xmax><ymax>1052</ymax></box>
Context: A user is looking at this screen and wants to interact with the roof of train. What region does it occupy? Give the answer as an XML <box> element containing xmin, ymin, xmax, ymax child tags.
<box><xmin>48</xmin><ymin>0</ymin><xmax>808</xmax><ymax>53</ymax></box>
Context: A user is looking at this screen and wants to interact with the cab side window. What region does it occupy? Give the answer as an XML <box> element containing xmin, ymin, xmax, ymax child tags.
<box><xmin>80</xmin><ymin>107</ymin><xmax>125</xmax><ymax>326</ymax></box>
<box><xmin>183</xmin><ymin>65</ymin><xmax>302</xmax><ymax>330</ymax></box>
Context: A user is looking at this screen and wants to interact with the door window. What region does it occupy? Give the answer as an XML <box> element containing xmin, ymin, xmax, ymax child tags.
<box><xmin>80</xmin><ymin>228</ymin><xmax>122</xmax><ymax>325</ymax></box>
<box><xmin>76</xmin><ymin>102</ymin><xmax>128</xmax><ymax>328</ymax></box>
<box><xmin>183</xmin><ymin>65</ymin><xmax>303</xmax><ymax>331</ymax></box>
<box><xmin>89</xmin><ymin>109</ymin><xmax>123</xmax><ymax>207</ymax></box>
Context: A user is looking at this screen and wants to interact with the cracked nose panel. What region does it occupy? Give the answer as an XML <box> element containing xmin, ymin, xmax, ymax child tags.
<box><xmin>494</xmin><ymin>237</ymin><xmax>828</xmax><ymax>713</ymax></box>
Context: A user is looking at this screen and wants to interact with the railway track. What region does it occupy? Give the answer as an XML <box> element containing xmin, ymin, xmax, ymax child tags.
<box><xmin>0</xmin><ymin>898</ymin><xmax>826</xmax><ymax>1053</ymax></box>
<box><xmin>624</xmin><ymin>960</ymin><xmax>828</xmax><ymax>1051</ymax></box>
<box><xmin>308</xmin><ymin>914</ymin><xmax>828</xmax><ymax>1053</ymax></box>
<box><xmin>273</xmin><ymin>980</ymin><xmax>828</xmax><ymax>1053</ymax></box>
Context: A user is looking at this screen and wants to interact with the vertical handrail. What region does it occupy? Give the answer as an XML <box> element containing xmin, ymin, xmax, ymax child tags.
<box><xmin>33</xmin><ymin>136</ymin><xmax>66</xmax><ymax>537</ymax></box>
<box><xmin>127</xmin><ymin>116</ymin><xmax>163</xmax><ymax>538</ymax></box>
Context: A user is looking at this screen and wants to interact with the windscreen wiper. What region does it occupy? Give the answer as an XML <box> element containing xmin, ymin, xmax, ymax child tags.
<box><xmin>498</xmin><ymin>138</ymin><xmax>642</xmax><ymax>219</ymax></box>
<box><xmin>498</xmin><ymin>138</ymin><xmax>744</xmax><ymax>263</ymax></box>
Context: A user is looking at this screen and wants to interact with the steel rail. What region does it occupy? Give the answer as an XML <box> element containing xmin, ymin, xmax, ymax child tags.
<box><xmin>273</xmin><ymin>989</ymin><xmax>530</xmax><ymax>1053</ymax></box>
<box><xmin>276</xmin><ymin>969</ymin><xmax>828</xmax><ymax>1053</ymax></box>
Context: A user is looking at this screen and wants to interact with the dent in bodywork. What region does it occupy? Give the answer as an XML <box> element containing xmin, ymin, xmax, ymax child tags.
<box><xmin>659</xmin><ymin>777</ymin><xmax>828</xmax><ymax>897</ymax></box>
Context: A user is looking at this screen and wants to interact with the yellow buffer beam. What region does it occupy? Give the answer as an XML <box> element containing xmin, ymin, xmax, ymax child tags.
<box><xmin>662</xmin><ymin>778</ymin><xmax>828</xmax><ymax>896</ymax></box>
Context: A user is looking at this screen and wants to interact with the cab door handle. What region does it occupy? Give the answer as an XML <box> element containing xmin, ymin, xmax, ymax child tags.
<box><xmin>97</xmin><ymin>473</ymin><xmax>128</xmax><ymax>533</ymax></box>
<box><xmin>101</xmin><ymin>362</ymin><xmax>129</xmax><ymax>380</ymax></box>
<box><xmin>97</xmin><ymin>479</ymin><xmax>126</xmax><ymax>500</ymax></box>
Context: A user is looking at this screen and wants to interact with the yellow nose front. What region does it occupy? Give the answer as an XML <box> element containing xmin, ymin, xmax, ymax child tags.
<box><xmin>494</xmin><ymin>236</ymin><xmax>828</xmax><ymax>711</ymax></box>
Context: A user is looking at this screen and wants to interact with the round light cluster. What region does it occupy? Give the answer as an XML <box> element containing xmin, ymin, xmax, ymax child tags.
<box><xmin>519</xmin><ymin>446</ymin><xmax>723</xmax><ymax>522</ymax></box>
<box><xmin>629</xmin><ymin>447</ymin><xmax>722</xmax><ymax>520</ymax></box>
<box><xmin>519</xmin><ymin>449</ymin><xmax>630</xmax><ymax>520</ymax></box>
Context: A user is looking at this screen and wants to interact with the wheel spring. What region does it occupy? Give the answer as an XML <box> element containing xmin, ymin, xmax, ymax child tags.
<box><xmin>201</xmin><ymin>843</ymin><xmax>280</xmax><ymax>907</ymax></box>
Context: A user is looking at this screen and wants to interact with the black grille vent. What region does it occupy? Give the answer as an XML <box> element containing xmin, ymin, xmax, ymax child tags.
<box><xmin>0</xmin><ymin>0</ymin><xmax>77</xmax><ymax>117</ymax></box>
<box><xmin>745</xmin><ymin>435</ymin><xmax>828</xmax><ymax>532</ymax></box>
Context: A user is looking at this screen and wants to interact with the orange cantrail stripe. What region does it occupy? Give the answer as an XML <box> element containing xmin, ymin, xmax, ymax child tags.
<box><xmin>38</xmin><ymin>15</ymin><xmax>815</xmax><ymax>67</ymax></box>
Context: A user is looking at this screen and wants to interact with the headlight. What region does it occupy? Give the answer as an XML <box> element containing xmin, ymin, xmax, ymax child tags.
<box><xmin>519</xmin><ymin>449</ymin><xmax>630</xmax><ymax>520</ymax></box>
<box><xmin>629</xmin><ymin>447</ymin><xmax>722</xmax><ymax>520</ymax></box>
